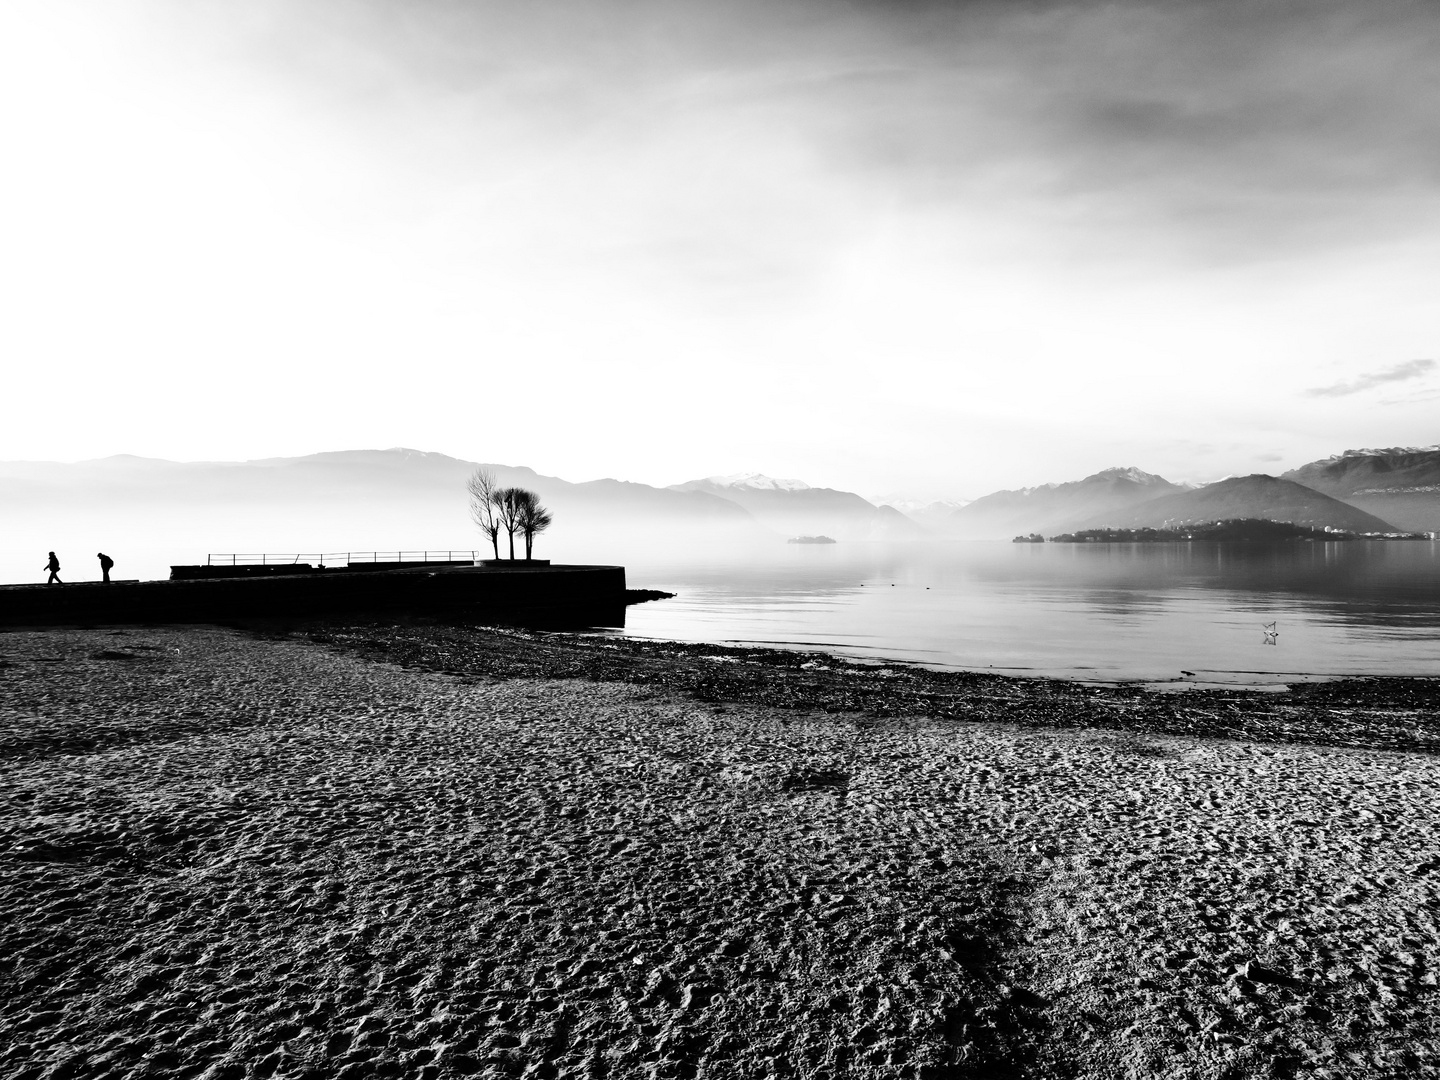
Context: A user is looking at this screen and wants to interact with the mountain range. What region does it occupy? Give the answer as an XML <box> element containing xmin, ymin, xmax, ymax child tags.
<box><xmin>947</xmin><ymin>467</ymin><xmax>1188</xmax><ymax>540</ymax></box>
<box><xmin>1</xmin><ymin>446</ymin><xmax>1434</xmax><ymax>578</ymax></box>
<box><xmin>0</xmin><ymin>453</ymin><xmax>912</xmax><ymax>578</ymax></box>
<box><xmin>0</xmin><ymin>451</ymin><xmax>768</xmax><ymax>528</ymax></box>
<box><xmin>940</xmin><ymin>449</ymin><xmax>1438</xmax><ymax>537</ymax></box>
<box><xmin>1069</xmin><ymin>475</ymin><xmax>1398</xmax><ymax>534</ymax></box>
<box><xmin>669</xmin><ymin>475</ymin><xmax>921</xmax><ymax>541</ymax></box>
<box><xmin>1282</xmin><ymin>446</ymin><xmax>1440</xmax><ymax>534</ymax></box>
<box><xmin>867</xmin><ymin>494</ymin><xmax>972</xmax><ymax>527</ymax></box>
<box><xmin>0</xmin><ymin>451</ymin><xmax>762</xmax><ymax>581</ymax></box>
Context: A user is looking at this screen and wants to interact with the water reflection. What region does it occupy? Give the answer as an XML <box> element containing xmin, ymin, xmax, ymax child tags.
<box><xmin>619</xmin><ymin>540</ymin><xmax>1440</xmax><ymax>685</ymax></box>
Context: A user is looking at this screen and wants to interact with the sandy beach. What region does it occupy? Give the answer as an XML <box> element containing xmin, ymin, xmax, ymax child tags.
<box><xmin>3</xmin><ymin>621</ymin><xmax>1439</xmax><ymax>1079</ymax></box>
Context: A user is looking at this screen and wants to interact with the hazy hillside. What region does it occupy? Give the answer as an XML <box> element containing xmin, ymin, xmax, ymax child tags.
<box><xmin>0</xmin><ymin>450</ymin><xmax>767</xmax><ymax>583</ymax></box>
<box><xmin>0</xmin><ymin>450</ymin><xmax>753</xmax><ymax>520</ymax></box>
<box><xmin>7</xmin><ymin>447</ymin><xmax>1428</xmax><ymax>586</ymax></box>
<box><xmin>949</xmin><ymin>467</ymin><xmax>1186</xmax><ymax>539</ymax></box>
<box><xmin>1283</xmin><ymin>446</ymin><xmax>1440</xmax><ymax>533</ymax></box>
<box><xmin>1073</xmin><ymin>475</ymin><xmax>1400</xmax><ymax>534</ymax></box>
<box><xmin>669</xmin><ymin>475</ymin><xmax>925</xmax><ymax>541</ymax></box>
<box><xmin>867</xmin><ymin>494</ymin><xmax>971</xmax><ymax>528</ymax></box>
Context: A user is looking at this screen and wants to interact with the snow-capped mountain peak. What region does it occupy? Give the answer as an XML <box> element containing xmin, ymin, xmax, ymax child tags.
<box><xmin>1326</xmin><ymin>445</ymin><xmax>1440</xmax><ymax>461</ymax></box>
<box><xmin>1087</xmin><ymin>466</ymin><xmax>1170</xmax><ymax>485</ymax></box>
<box><xmin>703</xmin><ymin>472</ymin><xmax>812</xmax><ymax>492</ymax></box>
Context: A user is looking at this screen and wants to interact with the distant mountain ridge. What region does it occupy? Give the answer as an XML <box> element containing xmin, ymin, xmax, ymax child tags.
<box><xmin>0</xmin><ymin>449</ymin><xmax>753</xmax><ymax>523</ymax></box>
<box><xmin>949</xmin><ymin>467</ymin><xmax>1187</xmax><ymax>539</ymax></box>
<box><xmin>0</xmin><ymin>450</ymin><xmax>770</xmax><ymax>576</ymax></box>
<box><xmin>1073</xmin><ymin>475</ymin><xmax>1400</xmax><ymax>534</ymax></box>
<box><xmin>866</xmin><ymin>494</ymin><xmax>972</xmax><ymax>528</ymax></box>
<box><xmin>1282</xmin><ymin>446</ymin><xmax>1440</xmax><ymax>532</ymax></box>
<box><xmin>669</xmin><ymin>475</ymin><xmax>922</xmax><ymax>540</ymax></box>
<box><xmin>947</xmin><ymin>451</ymin><xmax>1437</xmax><ymax>537</ymax></box>
<box><xmin>698</xmin><ymin>473</ymin><xmax>812</xmax><ymax>492</ymax></box>
<box><xmin>0</xmin><ymin>451</ymin><xmax>935</xmax><ymax>572</ymax></box>
<box><xmin>1303</xmin><ymin>445</ymin><xmax>1440</xmax><ymax>462</ymax></box>
<box><xmin>3</xmin><ymin>445</ymin><xmax>1433</xmax><ymax>563</ymax></box>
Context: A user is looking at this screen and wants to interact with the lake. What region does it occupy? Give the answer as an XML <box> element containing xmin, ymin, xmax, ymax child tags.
<box><xmin>615</xmin><ymin>540</ymin><xmax>1440</xmax><ymax>688</ymax></box>
<box><xmin>5</xmin><ymin>533</ymin><xmax>1436</xmax><ymax>688</ymax></box>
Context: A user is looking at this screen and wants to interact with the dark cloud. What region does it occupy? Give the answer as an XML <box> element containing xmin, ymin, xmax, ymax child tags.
<box><xmin>787</xmin><ymin>0</ymin><xmax>1440</xmax><ymax>264</ymax></box>
<box><xmin>1306</xmin><ymin>359</ymin><xmax>1437</xmax><ymax>398</ymax></box>
<box><xmin>166</xmin><ymin>0</ymin><xmax>1440</xmax><ymax>274</ymax></box>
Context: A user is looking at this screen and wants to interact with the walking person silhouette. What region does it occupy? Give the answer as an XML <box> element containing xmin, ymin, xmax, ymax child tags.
<box><xmin>97</xmin><ymin>552</ymin><xmax>114</xmax><ymax>583</ymax></box>
<box><xmin>44</xmin><ymin>551</ymin><xmax>62</xmax><ymax>585</ymax></box>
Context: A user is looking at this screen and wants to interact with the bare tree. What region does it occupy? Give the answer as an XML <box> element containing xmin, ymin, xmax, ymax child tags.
<box><xmin>494</xmin><ymin>487</ymin><xmax>527</xmax><ymax>560</ymax></box>
<box><xmin>466</xmin><ymin>467</ymin><xmax>502</xmax><ymax>560</ymax></box>
<box><xmin>515</xmin><ymin>490</ymin><xmax>553</xmax><ymax>560</ymax></box>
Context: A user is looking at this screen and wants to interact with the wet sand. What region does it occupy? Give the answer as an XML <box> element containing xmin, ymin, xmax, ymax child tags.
<box><xmin>2</xmin><ymin>621</ymin><xmax>1439</xmax><ymax>1079</ymax></box>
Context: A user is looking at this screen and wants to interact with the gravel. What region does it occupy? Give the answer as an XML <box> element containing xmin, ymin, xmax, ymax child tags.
<box><xmin>2</xmin><ymin>620</ymin><xmax>1438</xmax><ymax>1079</ymax></box>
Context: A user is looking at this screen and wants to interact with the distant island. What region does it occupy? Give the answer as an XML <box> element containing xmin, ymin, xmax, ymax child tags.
<box><xmin>1049</xmin><ymin>519</ymin><xmax>1428</xmax><ymax>543</ymax></box>
<box><xmin>787</xmin><ymin>535</ymin><xmax>837</xmax><ymax>544</ymax></box>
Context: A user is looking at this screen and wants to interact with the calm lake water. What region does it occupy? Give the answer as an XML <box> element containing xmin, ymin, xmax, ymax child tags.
<box><xmin>615</xmin><ymin>541</ymin><xmax>1440</xmax><ymax>688</ymax></box>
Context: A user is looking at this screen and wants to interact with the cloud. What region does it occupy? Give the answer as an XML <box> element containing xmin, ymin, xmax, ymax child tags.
<box><xmin>166</xmin><ymin>0</ymin><xmax>1440</xmax><ymax>273</ymax></box>
<box><xmin>1305</xmin><ymin>358</ymin><xmax>1437</xmax><ymax>398</ymax></box>
<box><xmin>1379</xmin><ymin>385</ymin><xmax>1440</xmax><ymax>407</ymax></box>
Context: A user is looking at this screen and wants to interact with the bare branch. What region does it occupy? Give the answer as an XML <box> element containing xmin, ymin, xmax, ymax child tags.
<box><xmin>494</xmin><ymin>486</ymin><xmax>529</xmax><ymax>560</ymax></box>
<box><xmin>467</xmin><ymin>467</ymin><xmax>502</xmax><ymax>560</ymax></box>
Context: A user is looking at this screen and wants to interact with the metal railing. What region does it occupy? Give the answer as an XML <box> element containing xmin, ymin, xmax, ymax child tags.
<box><xmin>205</xmin><ymin>551</ymin><xmax>478</xmax><ymax>567</ymax></box>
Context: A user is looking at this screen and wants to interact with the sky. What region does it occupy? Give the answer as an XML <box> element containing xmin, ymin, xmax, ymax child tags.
<box><xmin>2</xmin><ymin>0</ymin><xmax>1437</xmax><ymax>499</ymax></box>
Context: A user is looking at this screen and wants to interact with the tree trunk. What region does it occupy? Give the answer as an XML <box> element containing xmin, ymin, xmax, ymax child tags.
<box><xmin>507</xmin><ymin>530</ymin><xmax>515</xmax><ymax>559</ymax></box>
<box><xmin>524</xmin><ymin>533</ymin><xmax>533</xmax><ymax>559</ymax></box>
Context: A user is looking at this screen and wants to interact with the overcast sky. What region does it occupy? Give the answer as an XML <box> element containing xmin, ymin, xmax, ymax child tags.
<box><xmin>2</xmin><ymin>0</ymin><xmax>1437</xmax><ymax>497</ymax></box>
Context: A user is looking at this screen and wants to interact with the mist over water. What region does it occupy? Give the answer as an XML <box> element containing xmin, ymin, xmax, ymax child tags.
<box><xmin>616</xmin><ymin>540</ymin><xmax>1440</xmax><ymax>686</ymax></box>
<box><xmin>7</xmin><ymin>516</ymin><xmax>1438</xmax><ymax>686</ymax></box>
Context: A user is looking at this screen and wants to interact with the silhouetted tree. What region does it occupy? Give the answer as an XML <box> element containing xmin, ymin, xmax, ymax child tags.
<box><xmin>515</xmin><ymin>491</ymin><xmax>553</xmax><ymax>559</ymax></box>
<box><xmin>466</xmin><ymin>468</ymin><xmax>502</xmax><ymax>560</ymax></box>
<box><xmin>495</xmin><ymin>486</ymin><xmax>527</xmax><ymax>560</ymax></box>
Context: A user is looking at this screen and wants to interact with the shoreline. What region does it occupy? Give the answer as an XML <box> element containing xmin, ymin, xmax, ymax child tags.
<box><xmin>3</xmin><ymin>621</ymin><xmax>1439</xmax><ymax>1078</ymax></box>
<box><xmin>306</xmin><ymin>617</ymin><xmax>1440</xmax><ymax>757</ymax></box>
<box><xmin>583</xmin><ymin>629</ymin><xmax>1440</xmax><ymax>694</ymax></box>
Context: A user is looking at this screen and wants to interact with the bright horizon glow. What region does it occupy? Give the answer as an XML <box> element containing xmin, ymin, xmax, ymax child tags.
<box><xmin>2</xmin><ymin>0</ymin><xmax>1437</xmax><ymax>500</ymax></box>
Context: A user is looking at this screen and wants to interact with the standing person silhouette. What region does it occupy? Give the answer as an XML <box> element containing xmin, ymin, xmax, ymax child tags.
<box><xmin>44</xmin><ymin>552</ymin><xmax>62</xmax><ymax>585</ymax></box>
<box><xmin>97</xmin><ymin>552</ymin><xmax>114</xmax><ymax>583</ymax></box>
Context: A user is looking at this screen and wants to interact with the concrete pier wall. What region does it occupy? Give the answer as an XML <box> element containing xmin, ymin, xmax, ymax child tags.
<box><xmin>0</xmin><ymin>565</ymin><xmax>626</xmax><ymax>629</ymax></box>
